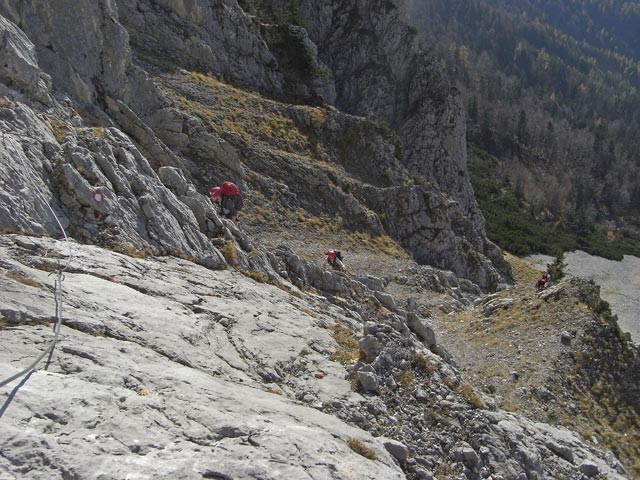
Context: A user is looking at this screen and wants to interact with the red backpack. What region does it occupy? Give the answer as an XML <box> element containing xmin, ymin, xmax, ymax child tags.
<box><xmin>220</xmin><ymin>181</ymin><xmax>240</xmax><ymax>196</ymax></box>
<box><xmin>219</xmin><ymin>181</ymin><xmax>244</xmax><ymax>212</ymax></box>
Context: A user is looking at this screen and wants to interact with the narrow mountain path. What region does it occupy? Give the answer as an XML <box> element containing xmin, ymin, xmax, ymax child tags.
<box><xmin>431</xmin><ymin>255</ymin><xmax>584</xmax><ymax>416</ymax></box>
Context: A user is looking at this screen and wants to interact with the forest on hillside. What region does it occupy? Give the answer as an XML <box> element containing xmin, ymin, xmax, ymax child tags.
<box><xmin>486</xmin><ymin>0</ymin><xmax>640</xmax><ymax>60</ymax></box>
<box><xmin>408</xmin><ymin>0</ymin><xmax>640</xmax><ymax>256</ymax></box>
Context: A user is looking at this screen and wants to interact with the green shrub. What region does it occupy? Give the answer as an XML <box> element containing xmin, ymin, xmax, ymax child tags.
<box><xmin>593</xmin><ymin>299</ymin><xmax>612</xmax><ymax>316</ymax></box>
<box><xmin>547</xmin><ymin>253</ymin><xmax>566</xmax><ymax>280</ymax></box>
<box><xmin>468</xmin><ymin>148</ymin><xmax>640</xmax><ymax>258</ymax></box>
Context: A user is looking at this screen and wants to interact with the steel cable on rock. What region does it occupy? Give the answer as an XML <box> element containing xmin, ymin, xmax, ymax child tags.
<box><xmin>0</xmin><ymin>132</ymin><xmax>73</xmax><ymax>388</ymax></box>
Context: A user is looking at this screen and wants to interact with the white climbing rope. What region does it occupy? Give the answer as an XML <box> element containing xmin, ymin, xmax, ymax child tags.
<box><xmin>0</xmin><ymin>132</ymin><xmax>72</xmax><ymax>388</ymax></box>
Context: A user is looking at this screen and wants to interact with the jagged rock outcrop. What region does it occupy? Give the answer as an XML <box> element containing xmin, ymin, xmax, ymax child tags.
<box><xmin>294</xmin><ymin>0</ymin><xmax>511</xmax><ymax>283</ymax></box>
<box><xmin>360</xmin><ymin>185</ymin><xmax>504</xmax><ymax>289</ymax></box>
<box><xmin>0</xmin><ymin>15</ymin><xmax>52</xmax><ymax>105</ymax></box>
<box><xmin>117</xmin><ymin>0</ymin><xmax>285</xmax><ymax>96</ymax></box>
<box><xmin>570</xmin><ymin>279</ymin><xmax>640</xmax><ymax>409</ymax></box>
<box><xmin>0</xmin><ymin>97</ymin><xmax>229</xmax><ymax>269</ymax></box>
<box><xmin>0</xmin><ymin>0</ymin><xmax>134</xmax><ymax>108</ymax></box>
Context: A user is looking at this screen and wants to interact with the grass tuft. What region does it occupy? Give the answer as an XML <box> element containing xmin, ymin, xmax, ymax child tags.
<box><xmin>0</xmin><ymin>96</ymin><xmax>13</xmax><ymax>108</ymax></box>
<box><xmin>3</xmin><ymin>271</ymin><xmax>43</xmax><ymax>289</ymax></box>
<box><xmin>457</xmin><ymin>384</ymin><xmax>486</xmax><ymax>409</ymax></box>
<box><xmin>220</xmin><ymin>241</ymin><xmax>238</xmax><ymax>266</ymax></box>
<box><xmin>395</xmin><ymin>370</ymin><xmax>415</xmax><ymax>389</ymax></box>
<box><xmin>329</xmin><ymin>323</ymin><xmax>360</xmax><ymax>364</ymax></box>
<box><xmin>48</xmin><ymin>118</ymin><xmax>72</xmax><ymax>143</ymax></box>
<box><xmin>346</xmin><ymin>439</ymin><xmax>378</xmax><ymax>460</ymax></box>
<box><xmin>113</xmin><ymin>242</ymin><xmax>154</xmax><ymax>259</ymax></box>
<box><xmin>237</xmin><ymin>268</ymin><xmax>269</xmax><ymax>283</ymax></box>
<box><xmin>433</xmin><ymin>463</ymin><xmax>459</xmax><ymax>479</ymax></box>
<box><xmin>411</xmin><ymin>352</ymin><xmax>439</xmax><ymax>375</ymax></box>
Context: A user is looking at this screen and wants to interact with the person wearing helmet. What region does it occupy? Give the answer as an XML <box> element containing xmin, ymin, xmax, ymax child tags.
<box><xmin>536</xmin><ymin>272</ymin><xmax>549</xmax><ymax>292</ymax></box>
<box><xmin>209</xmin><ymin>183</ymin><xmax>243</xmax><ymax>221</ymax></box>
<box><xmin>210</xmin><ymin>186</ymin><xmax>223</xmax><ymax>214</ymax></box>
<box><xmin>210</xmin><ymin>186</ymin><xmax>221</xmax><ymax>202</ymax></box>
<box><xmin>325</xmin><ymin>249</ymin><xmax>345</xmax><ymax>272</ymax></box>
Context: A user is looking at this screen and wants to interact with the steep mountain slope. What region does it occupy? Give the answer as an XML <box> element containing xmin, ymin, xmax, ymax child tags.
<box><xmin>1</xmin><ymin>0</ymin><xmax>639</xmax><ymax>479</ymax></box>
<box><xmin>292</xmin><ymin>0</ymin><xmax>508</xmax><ymax>277</ymax></box>
<box><xmin>2</xmin><ymin>234</ymin><xmax>636</xmax><ymax>479</ymax></box>
<box><xmin>486</xmin><ymin>0</ymin><xmax>640</xmax><ymax>60</ymax></box>
<box><xmin>0</xmin><ymin>0</ymin><xmax>509</xmax><ymax>289</ymax></box>
<box><xmin>437</xmin><ymin>255</ymin><xmax>640</xmax><ymax>476</ymax></box>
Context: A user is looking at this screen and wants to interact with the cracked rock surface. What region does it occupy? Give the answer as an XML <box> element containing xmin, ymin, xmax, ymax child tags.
<box><xmin>0</xmin><ymin>235</ymin><xmax>402</xmax><ymax>480</ymax></box>
<box><xmin>1</xmin><ymin>235</ymin><xmax>633</xmax><ymax>480</ymax></box>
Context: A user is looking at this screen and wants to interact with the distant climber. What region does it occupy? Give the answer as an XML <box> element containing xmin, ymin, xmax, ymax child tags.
<box><xmin>535</xmin><ymin>272</ymin><xmax>549</xmax><ymax>292</ymax></box>
<box><xmin>210</xmin><ymin>182</ymin><xmax>243</xmax><ymax>221</ymax></box>
<box><xmin>325</xmin><ymin>249</ymin><xmax>345</xmax><ymax>272</ymax></box>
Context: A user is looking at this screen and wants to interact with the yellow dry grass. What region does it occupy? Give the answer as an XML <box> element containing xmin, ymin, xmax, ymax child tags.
<box><xmin>329</xmin><ymin>323</ymin><xmax>360</xmax><ymax>364</ymax></box>
<box><xmin>3</xmin><ymin>271</ymin><xmax>43</xmax><ymax>289</ymax></box>
<box><xmin>162</xmin><ymin>71</ymin><xmax>316</xmax><ymax>158</ymax></box>
<box><xmin>504</xmin><ymin>252</ymin><xmax>543</xmax><ymax>284</ymax></box>
<box><xmin>48</xmin><ymin>118</ymin><xmax>72</xmax><ymax>143</ymax></box>
<box><xmin>346</xmin><ymin>439</ymin><xmax>378</xmax><ymax>460</ymax></box>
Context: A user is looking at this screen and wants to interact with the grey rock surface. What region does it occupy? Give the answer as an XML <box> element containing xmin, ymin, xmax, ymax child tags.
<box><xmin>0</xmin><ymin>99</ymin><xmax>226</xmax><ymax>269</ymax></box>
<box><xmin>0</xmin><ymin>0</ymin><xmax>132</xmax><ymax>107</ymax></box>
<box><xmin>116</xmin><ymin>0</ymin><xmax>285</xmax><ymax>95</ymax></box>
<box><xmin>0</xmin><ymin>15</ymin><xmax>51</xmax><ymax>104</ymax></box>
<box><xmin>0</xmin><ymin>235</ymin><xmax>403</xmax><ymax>480</ymax></box>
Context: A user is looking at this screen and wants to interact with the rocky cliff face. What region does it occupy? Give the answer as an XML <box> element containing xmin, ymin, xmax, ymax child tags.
<box><xmin>293</xmin><ymin>0</ymin><xmax>509</xmax><ymax>279</ymax></box>
<box><xmin>0</xmin><ymin>0</ymin><xmax>510</xmax><ymax>289</ymax></box>
<box><xmin>2</xmin><ymin>1</ymin><xmax>637</xmax><ymax>479</ymax></box>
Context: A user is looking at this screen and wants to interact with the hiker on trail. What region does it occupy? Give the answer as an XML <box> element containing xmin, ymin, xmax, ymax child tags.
<box><xmin>535</xmin><ymin>272</ymin><xmax>549</xmax><ymax>292</ymax></box>
<box><xmin>210</xmin><ymin>182</ymin><xmax>243</xmax><ymax>221</ymax></box>
<box><xmin>325</xmin><ymin>249</ymin><xmax>345</xmax><ymax>272</ymax></box>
